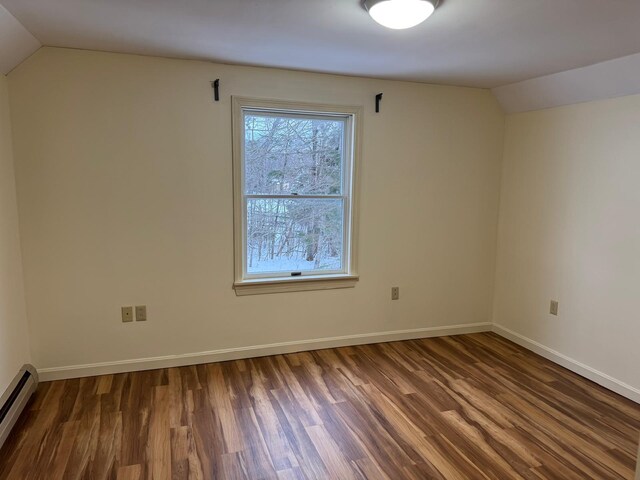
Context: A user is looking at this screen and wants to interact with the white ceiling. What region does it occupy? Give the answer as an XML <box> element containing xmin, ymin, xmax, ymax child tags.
<box><xmin>2</xmin><ymin>0</ymin><xmax>640</xmax><ymax>88</ymax></box>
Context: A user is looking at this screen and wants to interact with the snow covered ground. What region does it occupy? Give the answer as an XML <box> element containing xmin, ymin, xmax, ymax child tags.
<box><xmin>247</xmin><ymin>256</ymin><xmax>341</xmax><ymax>274</ymax></box>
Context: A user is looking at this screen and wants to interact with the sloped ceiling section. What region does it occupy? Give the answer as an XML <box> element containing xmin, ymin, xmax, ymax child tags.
<box><xmin>493</xmin><ymin>53</ymin><xmax>640</xmax><ymax>114</ymax></box>
<box><xmin>0</xmin><ymin>5</ymin><xmax>40</xmax><ymax>75</ymax></box>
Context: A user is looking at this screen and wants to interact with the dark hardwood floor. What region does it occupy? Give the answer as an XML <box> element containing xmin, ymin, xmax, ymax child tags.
<box><xmin>1</xmin><ymin>332</ymin><xmax>639</xmax><ymax>479</ymax></box>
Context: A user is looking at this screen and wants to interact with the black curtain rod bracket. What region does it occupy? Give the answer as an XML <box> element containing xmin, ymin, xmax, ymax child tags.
<box><xmin>212</xmin><ymin>79</ymin><xmax>220</xmax><ymax>102</ymax></box>
<box><xmin>375</xmin><ymin>93</ymin><xmax>383</xmax><ymax>113</ymax></box>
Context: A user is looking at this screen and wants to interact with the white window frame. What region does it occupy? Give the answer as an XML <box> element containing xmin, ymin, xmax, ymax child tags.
<box><xmin>232</xmin><ymin>97</ymin><xmax>361</xmax><ymax>296</ymax></box>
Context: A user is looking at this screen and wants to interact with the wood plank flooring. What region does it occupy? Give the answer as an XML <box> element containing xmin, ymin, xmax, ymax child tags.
<box><xmin>1</xmin><ymin>332</ymin><xmax>639</xmax><ymax>479</ymax></box>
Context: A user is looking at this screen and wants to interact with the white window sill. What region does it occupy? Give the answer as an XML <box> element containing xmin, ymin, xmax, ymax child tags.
<box><xmin>233</xmin><ymin>274</ymin><xmax>359</xmax><ymax>296</ymax></box>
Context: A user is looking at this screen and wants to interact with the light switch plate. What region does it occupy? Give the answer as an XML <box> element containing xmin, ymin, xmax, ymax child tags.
<box><xmin>121</xmin><ymin>306</ymin><xmax>133</xmax><ymax>323</ymax></box>
<box><xmin>135</xmin><ymin>305</ymin><xmax>147</xmax><ymax>321</ymax></box>
<box><xmin>550</xmin><ymin>300</ymin><xmax>559</xmax><ymax>316</ymax></box>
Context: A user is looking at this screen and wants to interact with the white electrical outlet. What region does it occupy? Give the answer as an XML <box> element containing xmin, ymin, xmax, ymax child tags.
<box><xmin>550</xmin><ymin>300</ymin><xmax>559</xmax><ymax>316</ymax></box>
<box><xmin>391</xmin><ymin>287</ymin><xmax>400</xmax><ymax>300</ymax></box>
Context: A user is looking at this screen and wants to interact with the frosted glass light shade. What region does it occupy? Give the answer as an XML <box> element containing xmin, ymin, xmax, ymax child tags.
<box><xmin>365</xmin><ymin>0</ymin><xmax>438</xmax><ymax>30</ymax></box>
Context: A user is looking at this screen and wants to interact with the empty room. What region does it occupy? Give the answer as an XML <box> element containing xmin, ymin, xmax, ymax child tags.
<box><xmin>0</xmin><ymin>0</ymin><xmax>639</xmax><ymax>478</ymax></box>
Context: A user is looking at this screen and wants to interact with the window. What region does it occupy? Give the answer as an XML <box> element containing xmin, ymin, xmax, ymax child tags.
<box><xmin>232</xmin><ymin>97</ymin><xmax>361</xmax><ymax>295</ymax></box>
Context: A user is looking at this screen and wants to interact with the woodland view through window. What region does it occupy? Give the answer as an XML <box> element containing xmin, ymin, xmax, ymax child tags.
<box><xmin>233</xmin><ymin>99</ymin><xmax>359</xmax><ymax>289</ymax></box>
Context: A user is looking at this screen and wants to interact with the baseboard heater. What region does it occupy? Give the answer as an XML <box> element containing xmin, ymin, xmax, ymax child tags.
<box><xmin>0</xmin><ymin>365</ymin><xmax>38</xmax><ymax>449</ymax></box>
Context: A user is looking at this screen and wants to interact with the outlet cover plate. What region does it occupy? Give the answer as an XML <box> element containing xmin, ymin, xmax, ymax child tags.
<box><xmin>550</xmin><ymin>300</ymin><xmax>559</xmax><ymax>316</ymax></box>
<box><xmin>135</xmin><ymin>305</ymin><xmax>147</xmax><ymax>321</ymax></box>
<box><xmin>122</xmin><ymin>306</ymin><xmax>133</xmax><ymax>323</ymax></box>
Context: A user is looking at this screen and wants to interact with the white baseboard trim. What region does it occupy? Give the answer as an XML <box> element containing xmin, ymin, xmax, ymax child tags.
<box><xmin>493</xmin><ymin>324</ymin><xmax>640</xmax><ymax>404</ymax></box>
<box><xmin>37</xmin><ymin>322</ymin><xmax>492</xmax><ymax>381</ymax></box>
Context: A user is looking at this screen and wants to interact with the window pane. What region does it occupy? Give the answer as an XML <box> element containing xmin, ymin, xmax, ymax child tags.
<box><xmin>246</xmin><ymin>198</ymin><xmax>343</xmax><ymax>274</ymax></box>
<box><xmin>244</xmin><ymin>113</ymin><xmax>344</xmax><ymax>195</ymax></box>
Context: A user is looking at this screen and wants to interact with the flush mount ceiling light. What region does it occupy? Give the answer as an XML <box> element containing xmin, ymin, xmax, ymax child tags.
<box><xmin>364</xmin><ymin>0</ymin><xmax>439</xmax><ymax>30</ymax></box>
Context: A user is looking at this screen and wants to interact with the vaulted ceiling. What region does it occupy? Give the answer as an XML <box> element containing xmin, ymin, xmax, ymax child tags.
<box><xmin>2</xmin><ymin>0</ymin><xmax>640</xmax><ymax>89</ymax></box>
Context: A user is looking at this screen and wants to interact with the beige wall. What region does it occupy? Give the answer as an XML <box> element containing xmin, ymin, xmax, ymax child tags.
<box><xmin>7</xmin><ymin>47</ymin><xmax>504</xmax><ymax>371</ymax></box>
<box><xmin>0</xmin><ymin>74</ymin><xmax>30</xmax><ymax>393</ymax></box>
<box><xmin>494</xmin><ymin>94</ymin><xmax>640</xmax><ymax>392</ymax></box>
